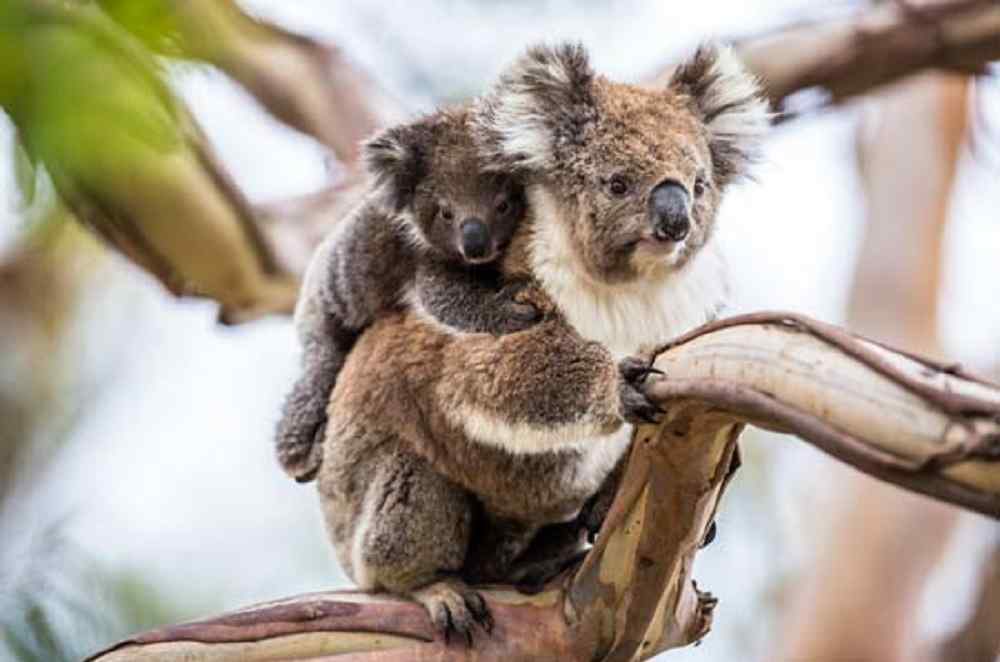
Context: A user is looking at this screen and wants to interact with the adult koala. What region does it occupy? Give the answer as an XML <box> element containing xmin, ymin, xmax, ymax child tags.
<box><xmin>315</xmin><ymin>42</ymin><xmax>768</xmax><ymax>643</ymax></box>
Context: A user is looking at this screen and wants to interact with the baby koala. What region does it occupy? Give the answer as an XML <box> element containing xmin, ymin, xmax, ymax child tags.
<box><xmin>276</xmin><ymin>107</ymin><xmax>537</xmax><ymax>482</ymax></box>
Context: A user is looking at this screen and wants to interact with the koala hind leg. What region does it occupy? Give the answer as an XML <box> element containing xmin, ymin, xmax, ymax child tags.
<box><xmin>340</xmin><ymin>445</ymin><xmax>491</xmax><ymax>643</ymax></box>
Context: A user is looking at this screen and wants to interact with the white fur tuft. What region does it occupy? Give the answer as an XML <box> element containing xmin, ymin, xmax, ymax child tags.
<box><xmin>528</xmin><ymin>187</ymin><xmax>727</xmax><ymax>358</ymax></box>
<box><xmin>349</xmin><ymin>491</ymin><xmax>378</xmax><ymax>589</ymax></box>
<box><xmin>444</xmin><ymin>404</ymin><xmax>632</xmax><ymax>496</ymax></box>
<box><xmin>489</xmin><ymin>87</ymin><xmax>556</xmax><ymax>169</ymax></box>
<box><xmin>703</xmin><ymin>46</ymin><xmax>771</xmax><ymax>144</ymax></box>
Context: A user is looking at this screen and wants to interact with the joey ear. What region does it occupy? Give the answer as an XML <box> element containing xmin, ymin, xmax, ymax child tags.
<box><xmin>362</xmin><ymin>124</ymin><xmax>428</xmax><ymax>212</ymax></box>
<box><xmin>669</xmin><ymin>44</ymin><xmax>770</xmax><ymax>186</ymax></box>
<box><xmin>475</xmin><ymin>42</ymin><xmax>597</xmax><ymax>172</ymax></box>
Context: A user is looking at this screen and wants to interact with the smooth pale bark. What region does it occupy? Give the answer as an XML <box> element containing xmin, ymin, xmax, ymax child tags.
<box><xmin>87</xmin><ymin>313</ymin><xmax>1000</xmax><ymax>662</ymax></box>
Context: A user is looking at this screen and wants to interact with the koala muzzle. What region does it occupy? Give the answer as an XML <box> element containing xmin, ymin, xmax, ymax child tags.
<box><xmin>650</xmin><ymin>181</ymin><xmax>691</xmax><ymax>243</ymax></box>
<box><xmin>460</xmin><ymin>218</ymin><xmax>493</xmax><ymax>262</ymax></box>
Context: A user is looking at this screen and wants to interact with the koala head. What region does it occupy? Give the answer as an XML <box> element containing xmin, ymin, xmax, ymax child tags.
<box><xmin>362</xmin><ymin>108</ymin><xmax>526</xmax><ymax>265</ymax></box>
<box><xmin>476</xmin><ymin>42</ymin><xmax>768</xmax><ymax>285</ymax></box>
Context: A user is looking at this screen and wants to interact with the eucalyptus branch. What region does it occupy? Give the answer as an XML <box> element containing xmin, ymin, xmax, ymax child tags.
<box><xmin>86</xmin><ymin>313</ymin><xmax>1000</xmax><ymax>662</ymax></box>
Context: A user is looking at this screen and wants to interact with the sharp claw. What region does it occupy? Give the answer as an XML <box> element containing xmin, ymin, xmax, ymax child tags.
<box><xmin>482</xmin><ymin>611</ymin><xmax>494</xmax><ymax>635</ymax></box>
<box><xmin>465</xmin><ymin>593</ymin><xmax>493</xmax><ymax>635</ymax></box>
<box><xmin>701</xmin><ymin>520</ymin><xmax>718</xmax><ymax>548</ymax></box>
<box><xmin>441</xmin><ymin>605</ymin><xmax>453</xmax><ymax>645</ymax></box>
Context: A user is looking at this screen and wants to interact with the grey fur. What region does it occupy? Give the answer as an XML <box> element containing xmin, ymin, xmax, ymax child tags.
<box><xmin>275</xmin><ymin>108</ymin><xmax>534</xmax><ymax>483</ymax></box>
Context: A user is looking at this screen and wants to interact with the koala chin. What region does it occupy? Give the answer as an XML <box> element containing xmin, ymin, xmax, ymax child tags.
<box><xmin>316</xmin><ymin>42</ymin><xmax>769</xmax><ymax>643</ymax></box>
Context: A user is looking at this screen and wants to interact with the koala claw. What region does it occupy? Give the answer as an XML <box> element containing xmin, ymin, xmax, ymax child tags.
<box><xmin>619</xmin><ymin>357</ymin><xmax>665</xmax><ymax>425</ymax></box>
<box><xmin>415</xmin><ymin>580</ymin><xmax>493</xmax><ymax>647</ymax></box>
<box><xmin>700</xmin><ymin>520</ymin><xmax>718</xmax><ymax>548</ymax></box>
<box><xmin>619</xmin><ymin>359</ymin><xmax>665</xmax><ymax>385</ymax></box>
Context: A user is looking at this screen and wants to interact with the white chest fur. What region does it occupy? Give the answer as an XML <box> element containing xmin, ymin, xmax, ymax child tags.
<box><xmin>528</xmin><ymin>186</ymin><xmax>728</xmax><ymax>358</ymax></box>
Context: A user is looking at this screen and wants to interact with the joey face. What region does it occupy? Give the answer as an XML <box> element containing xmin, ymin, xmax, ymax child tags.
<box><xmin>477</xmin><ymin>42</ymin><xmax>769</xmax><ymax>285</ymax></box>
<box><xmin>412</xmin><ymin>171</ymin><xmax>525</xmax><ymax>265</ymax></box>
<box><xmin>362</xmin><ymin>108</ymin><xmax>526</xmax><ymax>267</ymax></box>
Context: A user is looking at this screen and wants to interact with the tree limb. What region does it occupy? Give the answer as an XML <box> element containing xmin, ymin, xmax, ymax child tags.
<box><xmin>86</xmin><ymin>312</ymin><xmax>1000</xmax><ymax>662</ymax></box>
<box><xmin>649</xmin><ymin>0</ymin><xmax>1000</xmax><ymax>116</ymax></box>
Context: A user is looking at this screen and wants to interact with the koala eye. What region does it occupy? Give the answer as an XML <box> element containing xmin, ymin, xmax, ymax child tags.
<box><xmin>496</xmin><ymin>198</ymin><xmax>511</xmax><ymax>216</ymax></box>
<box><xmin>440</xmin><ymin>207</ymin><xmax>454</xmax><ymax>221</ymax></box>
<box><xmin>694</xmin><ymin>176</ymin><xmax>708</xmax><ymax>198</ymax></box>
<box><xmin>607</xmin><ymin>174</ymin><xmax>630</xmax><ymax>198</ymax></box>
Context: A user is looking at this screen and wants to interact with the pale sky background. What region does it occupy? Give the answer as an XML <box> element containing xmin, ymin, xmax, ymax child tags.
<box><xmin>1</xmin><ymin>2</ymin><xmax>998</xmax><ymax>660</ymax></box>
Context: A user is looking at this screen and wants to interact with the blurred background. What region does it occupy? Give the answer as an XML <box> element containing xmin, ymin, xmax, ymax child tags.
<box><xmin>1</xmin><ymin>1</ymin><xmax>998</xmax><ymax>660</ymax></box>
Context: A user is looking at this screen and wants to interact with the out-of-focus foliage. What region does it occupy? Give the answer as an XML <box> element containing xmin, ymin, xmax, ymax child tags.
<box><xmin>0</xmin><ymin>1</ymin><xmax>183</xmax><ymax>184</ymax></box>
<box><xmin>0</xmin><ymin>0</ymin><xmax>297</xmax><ymax>322</ymax></box>
<box><xmin>93</xmin><ymin>0</ymin><xmax>184</xmax><ymax>56</ymax></box>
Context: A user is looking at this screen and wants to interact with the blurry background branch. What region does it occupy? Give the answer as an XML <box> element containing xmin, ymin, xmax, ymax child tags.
<box><xmin>2</xmin><ymin>0</ymin><xmax>999</xmax><ymax>322</ymax></box>
<box><xmin>777</xmin><ymin>65</ymin><xmax>982</xmax><ymax>662</ymax></box>
<box><xmin>725</xmin><ymin>0</ymin><xmax>1000</xmax><ymax>118</ymax></box>
<box><xmin>95</xmin><ymin>0</ymin><xmax>403</xmax><ymax>166</ymax></box>
<box><xmin>87</xmin><ymin>313</ymin><xmax>1000</xmax><ymax>661</ymax></box>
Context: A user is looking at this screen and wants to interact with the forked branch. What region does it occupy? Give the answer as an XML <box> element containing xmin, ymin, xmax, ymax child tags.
<box><xmin>87</xmin><ymin>313</ymin><xmax>1000</xmax><ymax>662</ymax></box>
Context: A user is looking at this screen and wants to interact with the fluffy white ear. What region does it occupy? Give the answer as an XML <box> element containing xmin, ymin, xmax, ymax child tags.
<box><xmin>361</xmin><ymin>123</ymin><xmax>428</xmax><ymax>211</ymax></box>
<box><xmin>670</xmin><ymin>44</ymin><xmax>770</xmax><ymax>184</ymax></box>
<box><xmin>475</xmin><ymin>42</ymin><xmax>596</xmax><ymax>172</ymax></box>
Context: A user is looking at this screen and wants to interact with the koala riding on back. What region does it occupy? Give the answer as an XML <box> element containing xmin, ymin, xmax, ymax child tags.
<box><xmin>276</xmin><ymin>107</ymin><xmax>537</xmax><ymax>483</ymax></box>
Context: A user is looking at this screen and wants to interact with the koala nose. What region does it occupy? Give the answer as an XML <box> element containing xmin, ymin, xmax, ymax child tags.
<box><xmin>460</xmin><ymin>218</ymin><xmax>492</xmax><ymax>261</ymax></box>
<box><xmin>650</xmin><ymin>181</ymin><xmax>691</xmax><ymax>242</ymax></box>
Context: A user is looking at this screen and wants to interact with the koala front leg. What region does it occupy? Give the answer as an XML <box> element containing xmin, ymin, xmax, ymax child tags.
<box><xmin>414</xmin><ymin>262</ymin><xmax>541</xmax><ymax>335</ymax></box>
<box><xmin>436</xmin><ymin>317</ymin><xmax>659</xmax><ymax>453</ymax></box>
<box><xmin>275</xmin><ymin>314</ymin><xmax>358</xmax><ymax>482</ymax></box>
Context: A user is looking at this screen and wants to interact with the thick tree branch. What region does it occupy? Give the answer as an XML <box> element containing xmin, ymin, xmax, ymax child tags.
<box><xmin>86</xmin><ymin>313</ymin><xmax>1000</xmax><ymax>661</ymax></box>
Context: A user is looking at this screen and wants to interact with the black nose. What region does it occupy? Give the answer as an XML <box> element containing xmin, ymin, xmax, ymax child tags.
<box><xmin>650</xmin><ymin>181</ymin><xmax>691</xmax><ymax>242</ymax></box>
<box><xmin>460</xmin><ymin>218</ymin><xmax>492</xmax><ymax>261</ymax></box>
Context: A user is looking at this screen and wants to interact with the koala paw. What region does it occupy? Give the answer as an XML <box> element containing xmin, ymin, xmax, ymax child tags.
<box><xmin>618</xmin><ymin>356</ymin><xmax>665</xmax><ymax>425</ymax></box>
<box><xmin>413</xmin><ymin>579</ymin><xmax>493</xmax><ymax>647</ymax></box>
<box><xmin>494</xmin><ymin>282</ymin><xmax>543</xmax><ymax>333</ymax></box>
<box><xmin>274</xmin><ymin>401</ymin><xmax>328</xmax><ymax>483</ymax></box>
